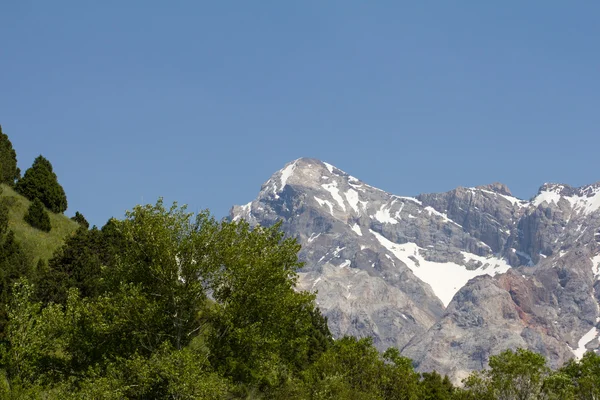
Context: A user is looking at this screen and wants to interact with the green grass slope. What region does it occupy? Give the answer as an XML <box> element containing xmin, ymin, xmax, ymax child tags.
<box><xmin>1</xmin><ymin>184</ymin><xmax>79</xmax><ymax>263</ymax></box>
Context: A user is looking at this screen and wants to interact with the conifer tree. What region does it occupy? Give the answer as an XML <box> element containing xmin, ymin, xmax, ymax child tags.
<box><xmin>0</xmin><ymin>125</ymin><xmax>20</xmax><ymax>186</ymax></box>
<box><xmin>24</xmin><ymin>198</ymin><xmax>51</xmax><ymax>232</ymax></box>
<box><xmin>71</xmin><ymin>211</ymin><xmax>89</xmax><ymax>229</ymax></box>
<box><xmin>16</xmin><ymin>155</ymin><xmax>67</xmax><ymax>213</ymax></box>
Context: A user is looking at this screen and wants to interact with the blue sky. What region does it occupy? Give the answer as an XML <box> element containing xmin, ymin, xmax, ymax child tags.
<box><xmin>1</xmin><ymin>1</ymin><xmax>599</xmax><ymax>227</ymax></box>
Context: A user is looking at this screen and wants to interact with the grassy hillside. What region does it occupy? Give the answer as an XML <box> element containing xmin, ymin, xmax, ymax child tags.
<box><xmin>0</xmin><ymin>184</ymin><xmax>79</xmax><ymax>263</ymax></box>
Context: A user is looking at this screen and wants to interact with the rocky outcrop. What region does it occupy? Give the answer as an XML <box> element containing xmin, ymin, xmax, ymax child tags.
<box><xmin>230</xmin><ymin>158</ymin><xmax>600</xmax><ymax>383</ymax></box>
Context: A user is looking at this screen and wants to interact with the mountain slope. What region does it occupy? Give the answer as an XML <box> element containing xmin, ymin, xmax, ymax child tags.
<box><xmin>231</xmin><ymin>158</ymin><xmax>600</xmax><ymax>382</ymax></box>
<box><xmin>1</xmin><ymin>184</ymin><xmax>79</xmax><ymax>262</ymax></box>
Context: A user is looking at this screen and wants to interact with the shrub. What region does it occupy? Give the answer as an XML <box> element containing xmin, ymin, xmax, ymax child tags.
<box><xmin>24</xmin><ymin>198</ymin><xmax>51</xmax><ymax>232</ymax></box>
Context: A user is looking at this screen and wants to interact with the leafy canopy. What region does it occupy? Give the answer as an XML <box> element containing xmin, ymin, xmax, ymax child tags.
<box><xmin>16</xmin><ymin>155</ymin><xmax>67</xmax><ymax>213</ymax></box>
<box><xmin>24</xmin><ymin>198</ymin><xmax>52</xmax><ymax>232</ymax></box>
<box><xmin>0</xmin><ymin>125</ymin><xmax>20</xmax><ymax>186</ymax></box>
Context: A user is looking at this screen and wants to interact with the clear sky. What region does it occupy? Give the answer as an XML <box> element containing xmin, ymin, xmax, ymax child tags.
<box><xmin>1</xmin><ymin>1</ymin><xmax>599</xmax><ymax>227</ymax></box>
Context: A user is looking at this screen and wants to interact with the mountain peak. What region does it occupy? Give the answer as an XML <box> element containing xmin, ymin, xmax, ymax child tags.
<box><xmin>475</xmin><ymin>182</ymin><xmax>513</xmax><ymax>196</ymax></box>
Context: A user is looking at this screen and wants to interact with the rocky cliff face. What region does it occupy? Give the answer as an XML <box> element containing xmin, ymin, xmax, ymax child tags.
<box><xmin>230</xmin><ymin>158</ymin><xmax>600</xmax><ymax>382</ymax></box>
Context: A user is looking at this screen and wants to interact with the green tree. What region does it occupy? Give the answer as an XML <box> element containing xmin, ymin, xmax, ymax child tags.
<box><xmin>0</xmin><ymin>125</ymin><xmax>20</xmax><ymax>186</ymax></box>
<box><xmin>71</xmin><ymin>211</ymin><xmax>89</xmax><ymax>229</ymax></box>
<box><xmin>460</xmin><ymin>348</ymin><xmax>549</xmax><ymax>400</ymax></box>
<box><xmin>16</xmin><ymin>155</ymin><xmax>67</xmax><ymax>213</ymax></box>
<box><xmin>36</xmin><ymin>226</ymin><xmax>109</xmax><ymax>305</ymax></box>
<box><xmin>205</xmin><ymin>219</ymin><xmax>328</xmax><ymax>389</ymax></box>
<box><xmin>541</xmin><ymin>371</ymin><xmax>575</xmax><ymax>400</ymax></box>
<box><xmin>24</xmin><ymin>198</ymin><xmax>52</xmax><ymax>232</ymax></box>
<box><xmin>301</xmin><ymin>337</ymin><xmax>420</xmax><ymax>400</ymax></box>
<box><xmin>419</xmin><ymin>371</ymin><xmax>455</xmax><ymax>400</ymax></box>
<box><xmin>487</xmin><ymin>348</ymin><xmax>548</xmax><ymax>400</ymax></box>
<box><xmin>0</xmin><ymin>199</ymin><xmax>32</xmax><ymax>339</ymax></box>
<box><xmin>561</xmin><ymin>351</ymin><xmax>600</xmax><ymax>400</ymax></box>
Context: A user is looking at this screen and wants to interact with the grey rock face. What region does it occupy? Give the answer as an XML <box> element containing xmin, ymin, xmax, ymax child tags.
<box><xmin>230</xmin><ymin>158</ymin><xmax>600</xmax><ymax>383</ymax></box>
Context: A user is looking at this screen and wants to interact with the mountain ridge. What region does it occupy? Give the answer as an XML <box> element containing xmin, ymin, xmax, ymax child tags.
<box><xmin>231</xmin><ymin>157</ymin><xmax>600</xmax><ymax>382</ymax></box>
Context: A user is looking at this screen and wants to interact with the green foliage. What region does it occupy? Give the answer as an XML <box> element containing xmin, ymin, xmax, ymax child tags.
<box><xmin>419</xmin><ymin>371</ymin><xmax>455</xmax><ymax>400</ymax></box>
<box><xmin>16</xmin><ymin>155</ymin><xmax>68</xmax><ymax>213</ymax></box>
<box><xmin>301</xmin><ymin>337</ymin><xmax>420</xmax><ymax>399</ymax></box>
<box><xmin>560</xmin><ymin>351</ymin><xmax>600</xmax><ymax>399</ymax></box>
<box><xmin>24</xmin><ymin>198</ymin><xmax>52</xmax><ymax>232</ymax></box>
<box><xmin>0</xmin><ymin>184</ymin><xmax>79</xmax><ymax>263</ymax></box>
<box><xmin>0</xmin><ymin>196</ymin><xmax>32</xmax><ymax>339</ymax></box>
<box><xmin>36</xmin><ymin>223</ymin><xmax>122</xmax><ymax>305</ymax></box>
<box><xmin>206</xmin><ymin>219</ymin><xmax>328</xmax><ymax>388</ymax></box>
<box><xmin>9</xmin><ymin>195</ymin><xmax>600</xmax><ymax>399</ymax></box>
<box><xmin>459</xmin><ymin>348</ymin><xmax>550</xmax><ymax>400</ymax></box>
<box><xmin>0</xmin><ymin>125</ymin><xmax>20</xmax><ymax>186</ymax></box>
<box><xmin>71</xmin><ymin>211</ymin><xmax>89</xmax><ymax>229</ymax></box>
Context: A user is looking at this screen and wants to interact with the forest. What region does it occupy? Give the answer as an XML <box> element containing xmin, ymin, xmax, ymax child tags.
<box><xmin>2</xmin><ymin>126</ymin><xmax>600</xmax><ymax>399</ymax></box>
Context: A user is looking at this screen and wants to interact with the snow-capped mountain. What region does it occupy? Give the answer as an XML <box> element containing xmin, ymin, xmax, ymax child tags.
<box><xmin>230</xmin><ymin>158</ymin><xmax>600</xmax><ymax>382</ymax></box>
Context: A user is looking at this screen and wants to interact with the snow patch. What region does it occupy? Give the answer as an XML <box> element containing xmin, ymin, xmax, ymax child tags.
<box><xmin>323</xmin><ymin>162</ymin><xmax>335</xmax><ymax>174</ymax></box>
<box><xmin>393</xmin><ymin>195</ymin><xmax>422</xmax><ymax>205</ymax></box>
<box><xmin>307</xmin><ymin>233</ymin><xmax>321</xmax><ymax>243</ymax></box>
<box><xmin>565</xmin><ymin>188</ymin><xmax>600</xmax><ymax>215</ymax></box>
<box><xmin>477</xmin><ymin>188</ymin><xmax>527</xmax><ymax>207</ymax></box>
<box><xmin>370</xmin><ymin>230</ymin><xmax>511</xmax><ymax>307</ymax></box>
<box><xmin>570</xmin><ymin>326</ymin><xmax>599</xmax><ymax>360</ymax></box>
<box><xmin>314</xmin><ymin>196</ymin><xmax>334</xmax><ymax>215</ymax></box>
<box><xmin>351</xmin><ymin>224</ymin><xmax>362</xmax><ymax>236</ymax></box>
<box><xmin>322</xmin><ymin>181</ymin><xmax>347</xmax><ymax>212</ymax></box>
<box><xmin>533</xmin><ymin>187</ymin><xmax>563</xmax><ymax>207</ymax></box>
<box><xmin>592</xmin><ymin>255</ymin><xmax>600</xmax><ymax>279</ymax></box>
<box><xmin>345</xmin><ymin>189</ymin><xmax>360</xmax><ymax>213</ymax></box>
<box><xmin>279</xmin><ymin>161</ymin><xmax>297</xmax><ymax>191</ymax></box>
<box><xmin>332</xmin><ymin>246</ymin><xmax>345</xmax><ymax>258</ymax></box>
<box><xmin>424</xmin><ymin>206</ymin><xmax>461</xmax><ymax>227</ymax></box>
<box><xmin>339</xmin><ymin>260</ymin><xmax>351</xmax><ymax>268</ymax></box>
<box><xmin>374</xmin><ymin>205</ymin><xmax>398</xmax><ymax>225</ymax></box>
<box><xmin>232</xmin><ymin>202</ymin><xmax>251</xmax><ymax>221</ymax></box>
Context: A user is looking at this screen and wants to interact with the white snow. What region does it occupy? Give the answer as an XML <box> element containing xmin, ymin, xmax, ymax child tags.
<box><xmin>307</xmin><ymin>233</ymin><xmax>321</xmax><ymax>243</ymax></box>
<box><xmin>532</xmin><ymin>185</ymin><xmax>600</xmax><ymax>215</ymax></box>
<box><xmin>322</xmin><ymin>181</ymin><xmax>347</xmax><ymax>212</ymax></box>
<box><xmin>533</xmin><ymin>188</ymin><xmax>563</xmax><ymax>207</ymax></box>
<box><xmin>345</xmin><ymin>189</ymin><xmax>360</xmax><ymax>213</ymax></box>
<box><xmin>477</xmin><ymin>188</ymin><xmax>527</xmax><ymax>207</ymax></box>
<box><xmin>351</xmin><ymin>224</ymin><xmax>363</xmax><ymax>236</ymax></box>
<box><xmin>570</xmin><ymin>326</ymin><xmax>599</xmax><ymax>360</ymax></box>
<box><xmin>323</xmin><ymin>162</ymin><xmax>335</xmax><ymax>174</ymax></box>
<box><xmin>424</xmin><ymin>206</ymin><xmax>462</xmax><ymax>227</ymax></box>
<box><xmin>232</xmin><ymin>202</ymin><xmax>251</xmax><ymax>221</ymax></box>
<box><xmin>279</xmin><ymin>161</ymin><xmax>297</xmax><ymax>191</ymax></box>
<box><xmin>565</xmin><ymin>188</ymin><xmax>600</xmax><ymax>215</ymax></box>
<box><xmin>311</xmin><ymin>277</ymin><xmax>322</xmax><ymax>289</ymax></box>
<box><xmin>339</xmin><ymin>260</ymin><xmax>351</xmax><ymax>268</ymax></box>
<box><xmin>374</xmin><ymin>205</ymin><xmax>399</xmax><ymax>225</ymax></box>
<box><xmin>592</xmin><ymin>255</ymin><xmax>600</xmax><ymax>279</ymax></box>
<box><xmin>370</xmin><ymin>230</ymin><xmax>511</xmax><ymax>307</ymax></box>
<box><xmin>314</xmin><ymin>196</ymin><xmax>334</xmax><ymax>214</ymax></box>
<box><xmin>393</xmin><ymin>202</ymin><xmax>405</xmax><ymax>220</ymax></box>
<box><xmin>332</xmin><ymin>246</ymin><xmax>345</xmax><ymax>258</ymax></box>
<box><xmin>393</xmin><ymin>196</ymin><xmax>422</xmax><ymax>205</ymax></box>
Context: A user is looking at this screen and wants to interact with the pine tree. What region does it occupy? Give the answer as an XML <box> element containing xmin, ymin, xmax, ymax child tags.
<box><xmin>0</xmin><ymin>125</ymin><xmax>20</xmax><ymax>186</ymax></box>
<box><xmin>16</xmin><ymin>155</ymin><xmax>67</xmax><ymax>213</ymax></box>
<box><xmin>71</xmin><ymin>211</ymin><xmax>90</xmax><ymax>229</ymax></box>
<box><xmin>24</xmin><ymin>198</ymin><xmax>51</xmax><ymax>232</ymax></box>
